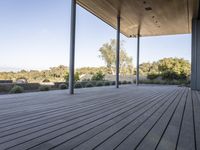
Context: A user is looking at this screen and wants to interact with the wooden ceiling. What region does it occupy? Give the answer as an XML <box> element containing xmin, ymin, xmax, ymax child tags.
<box><xmin>77</xmin><ymin>0</ymin><xmax>199</xmax><ymax>37</ymax></box>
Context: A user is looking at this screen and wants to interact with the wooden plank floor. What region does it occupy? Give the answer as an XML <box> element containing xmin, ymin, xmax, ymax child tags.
<box><xmin>0</xmin><ymin>85</ymin><xmax>199</xmax><ymax>150</ymax></box>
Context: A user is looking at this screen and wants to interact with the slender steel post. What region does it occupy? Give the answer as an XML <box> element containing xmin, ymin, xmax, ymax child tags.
<box><xmin>191</xmin><ymin>19</ymin><xmax>200</xmax><ymax>90</ymax></box>
<box><xmin>136</xmin><ymin>34</ymin><xmax>140</xmax><ymax>86</ymax></box>
<box><xmin>116</xmin><ymin>15</ymin><xmax>120</xmax><ymax>88</ymax></box>
<box><xmin>69</xmin><ymin>0</ymin><xmax>76</xmax><ymax>94</ymax></box>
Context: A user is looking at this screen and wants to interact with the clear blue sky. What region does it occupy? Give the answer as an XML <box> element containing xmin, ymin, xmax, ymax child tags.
<box><xmin>0</xmin><ymin>0</ymin><xmax>191</xmax><ymax>71</ymax></box>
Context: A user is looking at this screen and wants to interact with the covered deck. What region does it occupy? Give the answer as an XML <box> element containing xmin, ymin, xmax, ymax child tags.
<box><xmin>0</xmin><ymin>85</ymin><xmax>199</xmax><ymax>150</ymax></box>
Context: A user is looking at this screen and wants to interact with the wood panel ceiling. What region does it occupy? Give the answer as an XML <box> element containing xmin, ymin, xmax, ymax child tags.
<box><xmin>77</xmin><ymin>0</ymin><xmax>199</xmax><ymax>37</ymax></box>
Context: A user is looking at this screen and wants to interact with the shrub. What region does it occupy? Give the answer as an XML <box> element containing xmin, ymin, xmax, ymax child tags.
<box><xmin>152</xmin><ymin>80</ymin><xmax>163</xmax><ymax>84</ymax></box>
<box><xmin>111</xmin><ymin>81</ymin><xmax>115</xmax><ymax>85</ymax></box>
<box><xmin>118</xmin><ymin>81</ymin><xmax>122</xmax><ymax>85</ymax></box>
<box><xmin>65</xmin><ymin>72</ymin><xmax>80</xmax><ymax>82</ymax></box>
<box><xmin>0</xmin><ymin>83</ymin><xmax>13</xmax><ymax>93</ymax></box>
<box><xmin>19</xmin><ymin>83</ymin><xmax>40</xmax><ymax>90</ymax></box>
<box><xmin>147</xmin><ymin>73</ymin><xmax>160</xmax><ymax>80</ymax></box>
<box><xmin>82</xmin><ymin>79</ymin><xmax>91</xmax><ymax>82</ymax></box>
<box><xmin>179</xmin><ymin>72</ymin><xmax>188</xmax><ymax>80</ymax></box>
<box><xmin>54</xmin><ymin>82</ymin><xmax>67</xmax><ymax>88</ymax></box>
<box><xmin>138</xmin><ymin>80</ymin><xmax>149</xmax><ymax>84</ymax></box>
<box><xmin>91</xmin><ymin>71</ymin><xmax>105</xmax><ymax>81</ymax></box>
<box><xmin>104</xmin><ymin>81</ymin><xmax>110</xmax><ymax>86</ymax></box>
<box><xmin>74</xmin><ymin>82</ymin><xmax>82</xmax><ymax>88</ymax></box>
<box><xmin>133</xmin><ymin>79</ymin><xmax>136</xmax><ymax>84</ymax></box>
<box><xmin>64</xmin><ymin>73</ymin><xmax>69</xmax><ymax>82</ymax></box>
<box><xmin>9</xmin><ymin>85</ymin><xmax>24</xmax><ymax>94</ymax></box>
<box><xmin>138</xmin><ymin>79</ymin><xmax>190</xmax><ymax>85</ymax></box>
<box><xmin>85</xmin><ymin>83</ymin><xmax>93</xmax><ymax>88</ymax></box>
<box><xmin>122</xmin><ymin>80</ymin><xmax>127</xmax><ymax>84</ymax></box>
<box><xmin>59</xmin><ymin>83</ymin><xmax>68</xmax><ymax>90</ymax></box>
<box><xmin>78</xmin><ymin>81</ymin><xmax>89</xmax><ymax>88</ymax></box>
<box><xmin>96</xmin><ymin>81</ymin><xmax>103</xmax><ymax>87</ymax></box>
<box><xmin>161</xmin><ymin>71</ymin><xmax>175</xmax><ymax>80</ymax></box>
<box><xmin>128</xmin><ymin>81</ymin><xmax>132</xmax><ymax>84</ymax></box>
<box><xmin>75</xmin><ymin>72</ymin><xmax>80</xmax><ymax>81</ymax></box>
<box><xmin>90</xmin><ymin>81</ymin><xmax>97</xmax><ymax>86</ymax></box>
<box><xmin>161</xmin><ymin>71</ymin><xmax>188</xmax><ymax>81</ymax></box>
<box><xmin>0</xmin><ymin>83</ymin><xmax>41</xmax><ymax>93</ymax></box>
<box><xmin>39</xmin><ymin>85</ymin><xmax>50</xmax><ymax>91</ymax></box>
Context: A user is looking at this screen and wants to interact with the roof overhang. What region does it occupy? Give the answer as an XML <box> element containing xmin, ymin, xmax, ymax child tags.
<box><xmin>77</xmin><ymin>0</ymin><xmax>199</xmax><ymax>37</ymax></box>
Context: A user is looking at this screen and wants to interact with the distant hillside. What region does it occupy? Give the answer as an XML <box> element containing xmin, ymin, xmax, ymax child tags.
<box><xmin>0</xmin><ymin>57</ymin><xmax>191</xmax><ymax>83</ymax></box>
<box><xmin>0</xmin><ymin>67</ymin><xmax>22</xmax><ymax>72</ymax></box>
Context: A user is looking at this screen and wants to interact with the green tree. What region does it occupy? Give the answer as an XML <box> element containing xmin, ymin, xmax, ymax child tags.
<box><xmin>158</xmin><ymin>58</ymin><xmax>191</xmax><ymax>80</ymax></box>
<box><xmin>139</xmin><ymin>63</ymin><xmax>152</xmax><ymax>75</ymax></box>
<box><xmin>140</xmin><ymin>58</ymin><xmax>191</xmax><ymax>80</ymax></box>
<box><xmin>99</xmin><ymin>39</ymin><xmax>134</xmax><ymax>75</ymax></box>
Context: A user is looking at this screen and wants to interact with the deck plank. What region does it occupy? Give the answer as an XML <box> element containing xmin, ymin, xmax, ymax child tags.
<box><xmin>37</xmin><ymin>89</ymin><xmax>176</xmax><ymax>150</ymax></box>
<box><xmin>192</xmin><ymin>91</ymin><xmax>200</xmax><ymax>150</ymax></box>
<box><xmin>3</xmin><ymin>88</ymin><xmax>169</xmax><ymax>150</ymax></box>
<box><xmin>73</xmin><ymin>89</ymin><xmax>179</xmax><ymax>150</ymax></box>
<box><xmin>0</xmin><ymin>85</ymin><xmax>198</xmax><ymax>150</ymax></box>
<box><xmin>155</xmin><ymin>89</ymin><xmax>188</xmax><ymax>150</ymax></box>
<box><xmin>0</xmin><ymin>90</ymin><xmax>159</xmax><ymax>146</ymax></box>
<box><xmin>138</xmin><ymin>89</ymin><xmax>187</xmax><ymax>150</ymax></box>
<box><xmin>114</xmin><ymin>88</ymin><xmax>184</xmax><ymax>150</ymax></box>
<box><xmin>0</xmin><ymin>89</ymin><xmax>159</xmax><ymax>137</ymax></box>
<box><xmin>176</xmin><ymin>90</ymin><xmax>196</xmax><ymax>150</ymax></box>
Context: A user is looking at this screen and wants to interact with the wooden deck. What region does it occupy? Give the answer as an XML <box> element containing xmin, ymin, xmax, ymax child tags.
<box><xmin>0</xmin><ymin>85</ymin><xmax>199</xmax><ymax>150</ymax></box>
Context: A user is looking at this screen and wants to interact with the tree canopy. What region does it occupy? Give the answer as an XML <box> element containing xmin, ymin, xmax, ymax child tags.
<box><xmin>99</xmin><ymin>39</ymin><xmax>134</xmax><ymax>75</ymax></box>
<box><xmin>140</xmin><ymin>58</ymin><xmax>191</xmax><ymax>80</ymax></box>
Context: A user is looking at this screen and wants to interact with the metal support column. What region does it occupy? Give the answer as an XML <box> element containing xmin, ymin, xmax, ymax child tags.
<box><xmin>116</xmin><ymin>15</ymin><xmax>120</xmax><ymax>88</ymax></box>
<box><xmin>69</xmin><ymin>0</ymin><xmax>76</xmax><ymax>94</ymax></box>
<box><xmin>191</xmin><ymin>19</ymin><xmax>200</xmax><ymax>90</ymax></box>
<box><xmin>136</xmin><ymin>34</ymin><xmax>140</xmax><ymax>86</ymax></box>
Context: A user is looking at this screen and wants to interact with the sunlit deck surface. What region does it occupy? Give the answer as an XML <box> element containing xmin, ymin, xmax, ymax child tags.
<box><xmin>0</xmin><ymin>85</ymin><xmax>200</xmax><ymax>150</ymax></box>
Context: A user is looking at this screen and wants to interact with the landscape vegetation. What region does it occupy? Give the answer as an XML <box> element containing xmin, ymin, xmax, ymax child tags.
<box><xmin>0</xmin><ymin>40</ymin><xmax>191</xmax><ymax>94</ymax></box>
